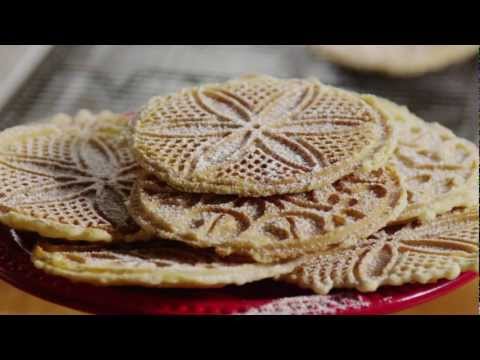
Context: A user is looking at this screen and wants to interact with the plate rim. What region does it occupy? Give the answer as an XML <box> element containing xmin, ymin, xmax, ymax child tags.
<box><xmin>0</xmin><ymin>226</ymin><xmax>478</xmax><ymax>315</ymax></box>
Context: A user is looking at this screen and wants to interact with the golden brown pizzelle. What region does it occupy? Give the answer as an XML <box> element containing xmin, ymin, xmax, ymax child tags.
<box><xmin>0</xmin><ymin>111</ymin><xmax>149</xmax><ymax>242</ymax></box>
<box><xmin>129</xmin><ymin>166</ymin><xmax>407</xmax><ymax>263</ymax></box>
<box><xmin>32</xmin><ymin>239</ymin><xmax>301</xmax><ymax>288</ymax></box>
<box><xmin>363</xmin><ymin>96</ymin><xmax>479</xmax><ymax>223</ymax></box>
<box><xmin>310</xmin><ymin>45</ymin><xmax>478</xmax><ymax>77</ymax></box>
<box><xmin>0</xmin><ymin>73</ymin><xmax>475</xmax><ymax>300</ymax></box>
<box><xmin>132</xmin><ymin>75</ymin><xmax>396</xmax><ymax>197</ymax></box>
<box><xmin>283</xmin><ymin>208</ymin><xmax>479</xmax><ymax>294</ymax></box>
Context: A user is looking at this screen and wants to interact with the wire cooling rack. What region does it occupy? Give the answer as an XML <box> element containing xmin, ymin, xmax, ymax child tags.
<box><xmin>0</xmin><ymin>45</ymin><xmax>477</xmax><ymax>143</ymax></box>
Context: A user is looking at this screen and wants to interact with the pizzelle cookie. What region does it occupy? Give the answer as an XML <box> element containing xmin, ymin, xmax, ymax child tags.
<box><xmin>32</xmin><ymin>240</ymin><xmax>300</xmax><ymax>288</ymax></box>
<box><xmin>310</xmin><ymin>45</ymin><xmax>478</xmax><ymax>77</ymax></box>
<box><xmin>133</xmin><ymin>75</ymin><xmax>396</xmax><ymax>197</ymax></box>
<box><xmin>283</xmin><ymin>208</ymin><xmax>479</xmax><ymax>294</ymax></box>
<box><xmin>129</xmin><ymin>166</ymin><xmax>407</xmax><ymax>263</ymax></box>
<box><xmin>364</xmin><ymin>95</ymin><xmax>479</xmax><ymax>223</ymax></box>
<box><xmin>0</xmin><ymin>111</ymin><xmax>148</xmax><ymax>242</ymax></box>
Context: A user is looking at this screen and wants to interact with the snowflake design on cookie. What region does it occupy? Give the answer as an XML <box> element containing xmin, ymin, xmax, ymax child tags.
<box><xmin>0</xmin><ymin>111</ymin><xmax>144</xmax><ymax>242</ymax></box>
<box><xmin>134</xmin><ymin>75</ymin><xmax>391</xmax><ymax>196</ymax></box>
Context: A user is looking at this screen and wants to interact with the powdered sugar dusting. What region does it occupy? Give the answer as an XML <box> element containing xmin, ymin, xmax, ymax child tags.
<box><xmin>283</xmin><ymin>208</ymin><xmax>479</xmax><ymax>295</ymax></box>
<box><xmin>134</xmin><ymin>75</ymin><xmax>388</xmax><ymax>196</ymax></box>
<box><xmin>239</xmin><ymin>293</ymin><xmax>371</xmax><ymax>315</ymax></box>
<box><xmin>33</xmin><ymin>240</ymin><xmax>300</xmax><ymax>287</ymax></box>
<box><xmin>0</xmin><ymin>111</ymin><xmax>143</xmax><ymax>241</ymax></box>
<box><xmin>367</xmin><ymin>96</ymin><xmax>479</xmax><ymax>223</ymax></box>
<box><xmin>132</xmin><ymin>167</ymin><xmax>405</xmax><ymax>263</ymax></box>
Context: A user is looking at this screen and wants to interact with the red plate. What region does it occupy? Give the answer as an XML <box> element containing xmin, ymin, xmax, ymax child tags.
<box><xmin>0</xmin><ymin>225</ymin><xmax>477</xmax><ymax>315</ymax></box>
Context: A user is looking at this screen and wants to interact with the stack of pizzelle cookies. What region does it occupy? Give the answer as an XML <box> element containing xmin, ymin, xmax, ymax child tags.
<box><xmin>0</xmin><ymin>75</ymin><xmax>478</xmax><ymax>295</ymax></box>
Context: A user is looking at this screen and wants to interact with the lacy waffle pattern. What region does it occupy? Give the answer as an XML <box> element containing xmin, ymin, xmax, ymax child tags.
<box><xmin>0</xmin><ymin>111</ymin><xmax>148</xmax><ymax>242</ymax></box>
<box><xmin>133</xmin><ymin>75</ymin><xmax>395</xmax><ymax>196</ymax></box>
<box><xmin>364</xmin><ymin>96</ymin><xmax>479</xmax><ymax>223</ymax></box>
<box><xmin>129</xmin><ymin>166</ymin><xmax>407</xmax><ymax>263</ymax></box>
<box><xmin>283</xmin><ymin>209</ymin><xmax>479</xmax><ymax>294</ymax></box>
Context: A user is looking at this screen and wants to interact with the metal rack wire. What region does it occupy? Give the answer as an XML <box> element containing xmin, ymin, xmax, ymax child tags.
<box><xmin>0</xmin><ymin>45</ymin><xmax>477</xmax><ymax>143</ymax></box>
